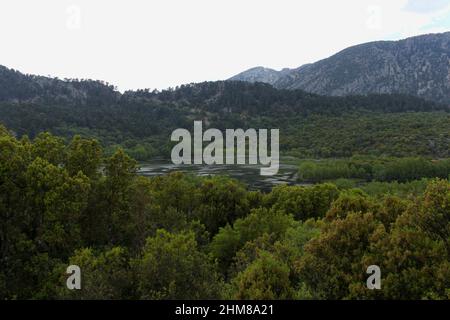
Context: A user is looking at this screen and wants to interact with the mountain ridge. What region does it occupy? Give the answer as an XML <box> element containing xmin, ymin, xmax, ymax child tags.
<box><xmin>229</xmin><ymin>32</ymin><xmax>450</xmax><ymax>105</ymax></box>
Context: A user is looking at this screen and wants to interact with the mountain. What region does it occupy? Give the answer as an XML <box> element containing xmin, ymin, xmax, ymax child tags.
<box><xmin>229</xmin><ymin>32</ymin><xmax>450</xmax><ymax>105</ymax></box>
<box><xmin>228</xmin><ymin>67</ymin><xmax>291</xmax><ymax>85</ymax></box>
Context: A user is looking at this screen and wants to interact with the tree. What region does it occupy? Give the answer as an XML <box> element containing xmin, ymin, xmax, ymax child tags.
<box><xmin>99</xmin><ymin>148</ymin><xmax>138</xmax><ymax>246</ymax></box>
<box><xmin>24</xmin><ymin>157</ymin><xmax>90</xmax><ymax>257</ymax></box>
<box><xmin>57</xmin><ymin>247</ymin><xmax>134</xmax><ymax>299</ymax></box>
<box><xmin>31</xmin><ymin>132</ymin><xmax>65</xmax><ymax>166</ymax></box>
<box><xmin>195</xmin><ymin>176</ymin><xmax>250</xmax><ymax>234</ymax></box>
<box><xmin>210</xmin><ymin>208</ymin><xmax>297</xmax><ymax>273</ymax></box>
<box><xmin>265</xmin><ymin>183</ymin><xmax>339</xmax><ymax>220</ymax></box>
<box><xmin>134</xmin><ymin>229</ymin><xmax>223</xmax><ymax>299</ymax></box>
<box><xmin>354</xmin><ymin>179</ymin><xmax>450</xmax><ymax>299</ymax></box>
<box><xmin>415</xmin><ymin>179</ymin><xmax>450</xmax><ymax>254</ymax></box>
<box><xmin>66</xmin><ymin>135</ymin><xmax>102</xmax><ymax>179</ymax></box>
<box><xmin>299</xmin><ymin>212</ymin><xmax>382</xmax><ymax>299</ymax></box>
<box><xmin>325</xmin><ymin>188</ymin><xmax>375</xmax><ymax>220</ymax></box>
<box><xmin>229</xmin><ymin>251</ymin><xmax>294</xmax><ymax>299</ymax></box>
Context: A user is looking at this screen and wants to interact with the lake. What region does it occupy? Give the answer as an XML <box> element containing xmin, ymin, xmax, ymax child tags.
<box><xmin>138</xmin><ymin>159</ymin><xmax>309</xmax><ymax>191</ymax></box>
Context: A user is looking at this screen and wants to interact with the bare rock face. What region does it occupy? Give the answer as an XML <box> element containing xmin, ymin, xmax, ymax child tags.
<box><xmin>230</xmin><ymin>32</ymin><xmax>450</xmax><ymax>105</ymax></box>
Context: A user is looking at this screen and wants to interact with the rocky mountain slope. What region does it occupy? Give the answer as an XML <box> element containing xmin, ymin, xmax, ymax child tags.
<box><xmin>230</xmin><ymin>32</ymin><xmax>450</xmax><ymax>105</ymax></box>
<box><xmin>228</xmin><ymin>67</ymin><xmax>291</xmax><ymax>86</ymax></box>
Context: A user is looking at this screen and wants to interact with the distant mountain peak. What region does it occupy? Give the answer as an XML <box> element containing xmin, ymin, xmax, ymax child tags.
<box><xmin>229</xmin><ymin>32</ymin><xmax>450</xmax><ymax>105</ymax></box>
<box><xmin>229</xmin><ymin>66</ymin><xmax>291</xmax><ymax>86</ymax></box>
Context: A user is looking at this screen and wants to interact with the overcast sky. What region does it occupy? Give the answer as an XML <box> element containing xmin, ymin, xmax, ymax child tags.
<box><xmin>0</xmin><ymin>0</ymin><xmax>449</xmax><ymax>91</ymax></box>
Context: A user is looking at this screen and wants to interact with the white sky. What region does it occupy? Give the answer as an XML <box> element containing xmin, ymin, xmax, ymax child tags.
<box><xmin>0</xmin><ymin>0</ymin><xmax>449</xmax><ymax>91</ymax></box>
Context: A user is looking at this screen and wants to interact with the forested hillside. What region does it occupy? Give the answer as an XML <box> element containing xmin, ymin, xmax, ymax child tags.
<box><xmin>0</xmin><ymin>70</ymin><xmax>448</xmax><ymax>160</ymax></box>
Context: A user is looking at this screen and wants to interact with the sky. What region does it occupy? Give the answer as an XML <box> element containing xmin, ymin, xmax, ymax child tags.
<box><xmin>0</xmin><ymin>0</ymin><xmax>449</xmax><ymax>91</ymax></box>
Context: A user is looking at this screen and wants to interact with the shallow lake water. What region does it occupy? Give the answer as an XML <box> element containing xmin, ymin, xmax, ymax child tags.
<box><xmin>138</xmin><ymin>160</ymin><xmax>309</xmax><ymax>191</ymax></box>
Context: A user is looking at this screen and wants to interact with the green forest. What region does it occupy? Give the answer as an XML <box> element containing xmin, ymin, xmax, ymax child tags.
<box><xmin>1</xmin><ymin>81</ymin><xmax>449</xmax><ymax>160</ymax></box>
<box><xmin>1</xmin><ymin>125</ymin><xmax>449</xmax><ymax>300</ymax></box>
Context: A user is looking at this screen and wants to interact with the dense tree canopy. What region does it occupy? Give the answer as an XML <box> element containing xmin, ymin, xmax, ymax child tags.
<box><xmin>0</xmin><ymin>125</ymin><xmax>449</xmax><ymax>299</ymax></box>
